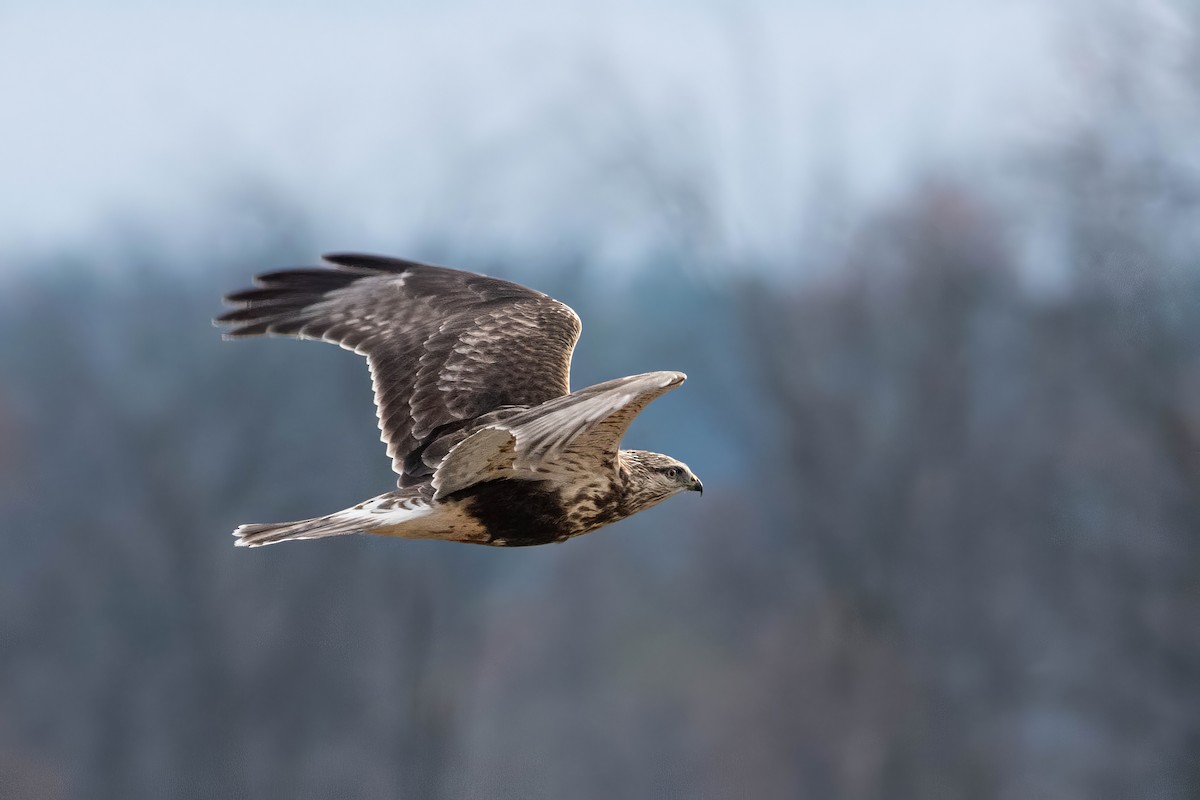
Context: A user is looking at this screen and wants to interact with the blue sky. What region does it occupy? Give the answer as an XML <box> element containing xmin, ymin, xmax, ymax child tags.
<box><xmin>2</xmin><ymin>0</ymin><xmax>1056</xmax><ymax>260</ymax></box>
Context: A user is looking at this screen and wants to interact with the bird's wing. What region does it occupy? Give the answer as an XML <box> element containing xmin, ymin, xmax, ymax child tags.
<box><xmin>432</xmin><ymin>371</ymin><xmax>685</xmax><ymax>498</ymax></box>
<box><xmin>216</xmin><ymin>253</ymin><xmax>581</xmax><ymax>481</ymax></box>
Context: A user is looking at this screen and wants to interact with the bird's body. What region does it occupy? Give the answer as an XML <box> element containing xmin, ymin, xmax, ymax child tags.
<box><xmin>217</xmin><ymin>253</ymin><xmax>701</xmax><ymax>547</ymax></box>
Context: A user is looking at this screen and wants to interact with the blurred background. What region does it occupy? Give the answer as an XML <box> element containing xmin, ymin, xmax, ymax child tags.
<box><xmin>3</xmin><ymin>0</ymin><xmax>1199</xmax><ymax>797</ymax></box>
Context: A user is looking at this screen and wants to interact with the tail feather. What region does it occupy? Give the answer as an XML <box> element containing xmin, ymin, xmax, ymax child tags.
<box><xmin>232</xmin><ymin>493</ymin><xmax>434</xmax><ymax>547</ymax></box>
<box><xmin>233</xmin><ymin>514</ymin><xmax>369</xmax><ymax>547</ymax></box>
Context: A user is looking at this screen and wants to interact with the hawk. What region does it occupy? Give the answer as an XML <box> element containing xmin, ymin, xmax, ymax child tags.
<box><xmin>216</xmin><ymin>253</ymin><xmax>702</xmax><ymax>547</ymax></box>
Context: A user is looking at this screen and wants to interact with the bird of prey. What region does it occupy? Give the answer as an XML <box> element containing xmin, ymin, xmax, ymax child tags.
<box><xmin>216</xmin><ymin>253</ymin><xmax>702</xmax><ymax>547</ymax></box>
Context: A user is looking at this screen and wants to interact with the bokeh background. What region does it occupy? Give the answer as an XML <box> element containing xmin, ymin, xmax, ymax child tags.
<box><xmin>4</xmin><ymin>1</ymin><xmax>1200</xmax><ymax>798</ymax></box>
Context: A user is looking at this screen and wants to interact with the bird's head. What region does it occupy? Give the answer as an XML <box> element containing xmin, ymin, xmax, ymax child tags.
<box><xmin>619</xmin><ymin>450</ymin><xmax>703</xmax><ymax>513</ymax></box>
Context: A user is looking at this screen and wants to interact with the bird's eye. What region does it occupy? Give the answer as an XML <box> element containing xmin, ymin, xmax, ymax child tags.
<box><xmin>665</xmin><ymin>467</ymin><xmax>680</xmax><ymax>479</ymax></box>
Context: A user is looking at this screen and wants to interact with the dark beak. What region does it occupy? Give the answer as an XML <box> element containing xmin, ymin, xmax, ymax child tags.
<box><xmin>690</xmin><ymin>476</ymin><xmax>704</xmax><ymax>495</ymax></box>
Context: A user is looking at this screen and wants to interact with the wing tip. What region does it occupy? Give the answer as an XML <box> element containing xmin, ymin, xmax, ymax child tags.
<box><xmin>211</xmin><ymin>315</ymin><xmax>244</xmax><ymax>339</ymax></box>
<box><xmin>322</xmin><ymin>252</ymin><xmax>436</xmax><ymax>273</ymax></box>
<box><xmin>655</xmin><ymin>370</ymin><xmax>687</xmax><ymax>387</ymax></box>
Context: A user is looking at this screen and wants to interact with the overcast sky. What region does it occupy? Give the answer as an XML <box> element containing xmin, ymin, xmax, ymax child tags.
<box><xmin>2</xmin><ymin>0</ymin><xmax>1057</xmax><ymax>261</ymax></box>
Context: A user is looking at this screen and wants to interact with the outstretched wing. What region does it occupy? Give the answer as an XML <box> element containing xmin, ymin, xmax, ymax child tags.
<box><xmin>432</xmin><ymin>371</ymin><xmax>685</xmax><ymax>498</ymax></box>
<box><xmin>216</xmin><ymin>253</ymin><xmax>581</xmax><ymax>481</ymax></box>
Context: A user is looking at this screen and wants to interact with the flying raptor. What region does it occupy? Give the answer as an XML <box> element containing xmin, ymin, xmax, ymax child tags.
<box><xmin>216</xmin><ymin>253</ymin><xmax>702</xmax><ymax>547</ymax></box>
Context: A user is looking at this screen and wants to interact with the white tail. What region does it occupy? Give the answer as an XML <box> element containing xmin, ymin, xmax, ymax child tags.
<box><xmin>232</xmin><ymin>494</ymin><xmax>433</xmax><ymax>547</ymax></box>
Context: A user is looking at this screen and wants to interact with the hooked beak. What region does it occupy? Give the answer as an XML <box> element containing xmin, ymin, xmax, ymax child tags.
<box><xmin>690</xmin><ymin>476</ymin><xmax>704</xmax><ymax>495</ymax></box>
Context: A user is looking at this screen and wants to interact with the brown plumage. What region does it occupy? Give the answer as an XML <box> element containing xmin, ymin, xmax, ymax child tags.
<box><xmin>216</xmin><ymin>253</ymin><xmax>701</xmax><ymax>548</ymax></box>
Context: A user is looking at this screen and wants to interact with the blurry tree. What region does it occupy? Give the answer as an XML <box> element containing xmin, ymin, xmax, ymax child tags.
<box><xmin>0</xmin><ymin>197</ymin><xmax>494</xmax><ymax>799</ymax></box>
<box><xmin>3</xmin><ymin>4</ymin><xmax>1200</xmax><ymax>799</ymax></box>
<box><xmin>725</xmin><ymin>3</ymin><xmax>1200</xmax><ymax>791</ymax></box>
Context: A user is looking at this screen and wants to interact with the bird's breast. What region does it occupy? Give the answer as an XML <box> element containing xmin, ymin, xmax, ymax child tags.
<box><xmin>562</xmin><ymin>477</ymin><xmax>624</xmax><ymax>535</ymax></box>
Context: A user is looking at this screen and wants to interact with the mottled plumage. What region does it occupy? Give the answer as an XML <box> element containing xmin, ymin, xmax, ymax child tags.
<box><xmin>216</xmin><ymin>253</ymin><xmax>701</xmax><ymax>547</ymax></box>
